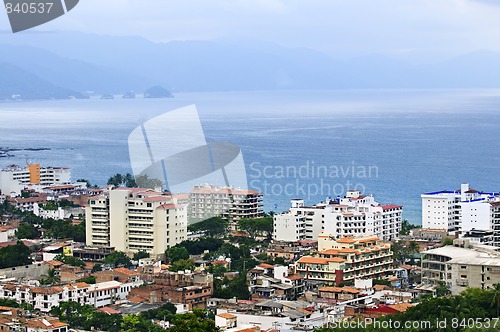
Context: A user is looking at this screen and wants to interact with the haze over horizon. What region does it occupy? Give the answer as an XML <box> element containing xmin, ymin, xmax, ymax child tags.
<box><xmin>1</xmin><ymin>0</ymin><xmax>500</xmax><ymax>64</ymax></box>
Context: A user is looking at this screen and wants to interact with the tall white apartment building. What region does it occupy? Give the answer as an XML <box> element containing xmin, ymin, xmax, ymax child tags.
<box><xmin>273</xmin><ymin>190</ymin><xmax>403</xmax><ymax>242</ymax></box>
<box><xmin>422</xmin><ymin>183</ymin><xmax>500</xmax><ymax>246</ymax></box>
<box><xmin>86</xmin><ymin>188</ymin><xmax>187</xmax><ymax>256</ymax></box>
<box><xmin>0</xmin><ymin>164</ymin><xmax>71</xmax><ymax>195</ymax></box>
<box><xmin>188</xmin><ymin>184</ymin><xmax>263</xmax><ymax>224</ymax></box>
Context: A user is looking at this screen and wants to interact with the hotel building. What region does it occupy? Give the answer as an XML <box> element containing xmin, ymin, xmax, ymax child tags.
<box><xmin>273</xmin><ymin>190</ymin><xmax>402</xmax><ymax>242</ymax></box>
<box><xmin>188</xmin><ymin>184</ymin><xmax>263</xmax><ymax>224</ymax></box>
<box><xmin>295</xmin><ymin>235</ymin><xmax>394</xmax><ymax>284</ymax></box>
<box><xmin>86</xmin><ymin>188</ymin><xmax>187</xmax><ymax>256</ymax></box>
<box><xmin>421</xmin><ymin>238</ymin><xmax>500</xmax><ymax>295</ymax></box>
<box><xmin>421</xmin><ymin>183</ymin><xmax>500</xmax><ymax>246</ymax></box>
<box><xmin>0</xmin><ymin>164</ymin><xmax>71</xmax><ymax>195</ymax></box>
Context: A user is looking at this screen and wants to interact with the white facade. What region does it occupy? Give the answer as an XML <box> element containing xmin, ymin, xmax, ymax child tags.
<box><xmin>274</xmin><ymin>190</ymin><xmax>402</xmax><ymax>242</ymax></box>
<box><xmin>422</xmin><ymin>183</ymin><xmax>500</xmax><ymax>246</ymax></box>
<box><xmin>0</xmin><ymin>280</ymin><xmax>134</xmax><ymax>312</ymax></box>
<box><xmin>33</xmin><ymin>203</ymin><xmax>66</xmax><ymax>220</ymax></box>
<box><xmin>86</xmin><ymin>188</ymin><xmax>187</xmax><ymax>255</ymax></box>
<box><xmin>0</xmin><ymin>164</ymin><xmax>71</xmax><ymax>195</ymax></box>
<box><xmin>421</xmin><ymin>239</ymin><xmax>500</xmax><ymax>295</ymax></box>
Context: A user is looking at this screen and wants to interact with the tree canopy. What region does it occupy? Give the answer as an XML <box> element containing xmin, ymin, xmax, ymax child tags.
<box><xmin>188</xmin><ymin>216</ymin><xmax>228</xmax><ymax>237</ymax></box>
<box><xmin>237</xmin><ymin>217</ymin><xmax>273</xmax><ymax>240</ymax></box>
<box><xmin>167</xmin><ymin>246</ymin><xmax>189</xmax><ymax>263</ymax></box>
<box><xmin>107</xmin><ymin>173</ymin><xmax>137</xmax><ymax>188</ymax></box>
<box><xmin>103</xmin><ymin>251</ymin><xmax>132</xmax><ymax>268</ymax></box>
<box><xmin>0</xmin><ymin>241</ymin><xmax>32</xmax><ymax>268</ymax></box>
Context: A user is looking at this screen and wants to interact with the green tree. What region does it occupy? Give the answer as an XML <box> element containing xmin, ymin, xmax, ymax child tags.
<box><xmin>76</xmin><ymin>178</ymin><xmax>93</xmax><ymax>188</ymax></box>
<box><xmin>0</xmin><ymin>241</ymin><xmax>32</xmax><ymax>268</ymax></box>
<box><xmin>399</xmin><ymin>219</ymin><xmax>421</xmax><ymax>236</ymax></box>
<box><xmin>135</xmin><ymin>174</ymin><xmax>164</xmax><ymax>189</ymax></box>
<box><xmin>0</xmin><ymin>199</ymin><xmax>12</xmax><ymax>214</ymax></box>
<box><xmin>442</xmin><ymin>237</ymin><xmax>454</xmax><ymax>246</ymax></box>
<box><xmin>213</xmin><ymin>274</ymin><xmax>250</xmax><ymax>300</ymax></box>
<box><xmin>168</xmin><ymin>258</ymin><xmax>195</xmax><ymax>272</ymax></box>
<box><xmin>103</xmin><ymin>251</ymin><xmax>132</xmax><ymax>267</ymax></box>
<box><xmin>169</xmin><ymin>309</ymin><xmax>219</xmax><ymax>332</ymax></box>
<box><xmin>107</xmin><ymin>173</ymin><xmax>137</xmax><ymax>188</ymax></box>
<box><xmin>92</xmin><ymin>263</ymin><xmax>103</xmax><ymax>273</ymax></box>
<box><xmin>133</xmin><ymin>250</ymin><xmax>150</xmax><ymax>261</ymax></box>
<box><xmin>188</xmin><ymin>216</ymin><xmax>228</xmax><ymax>237</ymax></box>
<box><xmin>77</xmin><ymin>276</ymin><xmax>96</xmax><ymax>284</ymax></box>
<box><xmin>0</xmin><ymin>298</ymin><xmax>19</xmax><ymax>307</ymax></box>
<box><xmin>175</xmin><ymin>238</ymin><xmax>224</xmax><ymax>256</ymax></box>
<box><xmin>15</xmin><ymin>222</ymin><xmax>39</xmax><ymax>239</ymax></box>
<box><xmin>167</xmin><ymin>246</ymin><xmax>189</xmax><ymax>263</ymax></box>
<box><xmin>238</xmin><ymin>217</ymin><xmax>273</xmax><ymax>240</ymax></box>
<box><xmin>140</xmin><ymin>302</ymin><xmax>177</xmax><ymax>321</ymax></box>
<box><xmin>40</xmin><ymin>268</ymin><xmax>61</xmax><ymax>285</ymax></box>
<box><xmin>55</xmin><ymin>254</ymin><xmax>86</xmax><ymax>268</ymax></box>
<box><xmin>50</xmin><ymin>301</ymin><xmax>123</xmax><ymax>332</ymax></box>
<box><xmin>491</xmin><ymin>283</ymin><xmax>500</xmax><ymax>317</ymax></box>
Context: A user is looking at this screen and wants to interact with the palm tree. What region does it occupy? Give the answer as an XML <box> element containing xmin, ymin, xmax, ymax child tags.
<box><xmin>40</xmin><ymin>268</ymin><xmax>61</xmax><ymax>285</ymax></box>
<box><xmin>491</xmin><ymin>283</ymin><xmax>500</xmax><ymax>317</ymax></box>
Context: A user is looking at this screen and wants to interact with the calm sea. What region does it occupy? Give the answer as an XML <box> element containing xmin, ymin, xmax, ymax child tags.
<box><xmin>2</xmin><ymin>89</ymin><xmax>500</xmax><ymax>224</ymax></box>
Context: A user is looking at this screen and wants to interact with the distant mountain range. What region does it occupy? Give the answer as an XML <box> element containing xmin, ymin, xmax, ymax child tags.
<box><xmin>1</xmin><ymin>31</ymin><xmax>500</xmax><ymax>99</ymax></box>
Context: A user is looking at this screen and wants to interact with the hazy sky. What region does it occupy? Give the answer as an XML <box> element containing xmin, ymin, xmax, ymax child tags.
<box><xmin>2</xmin><ymin>0</ymin><xmax>500</xmax><ymax>62</ymax></box>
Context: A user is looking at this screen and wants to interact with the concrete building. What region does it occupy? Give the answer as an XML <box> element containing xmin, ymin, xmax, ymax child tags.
<box><xmin>274</xmin><ymin>191</ymin><xmax>403</xmax><ymax>242</ymax></box>
<box><xmin>86</xmin><ymin>188</ymin><xmax>187</xmax><ymax>256</ymax></box>
<box><xmin>422</xmin><ymin>183</ymin><xmax>500</xmax><ymax>236</ymax></box>
<box><xmin>296</xmin><ymin>235</ymin><xmax>394</xmax><ymax>284</ymax></box>
<box><xmin>188</xmin><ymin>184</ymin><xmax>263</xmax><ymax>224</ymax></box>
<box><xmin>0</xmin><ymin>280</ymin><xmax>134</xmax><ymax>312</ymax></box>
<box><xmin>0</xmin><ymin>164</ymin><xmax>71</xmax><ymax>195</ymax></box>
<box><xmin>131</xmin><ymin>270</ymin><xmax>214</xmax><ymax>310</ymax></box>
<box><xmin>24</xmin><ymin>317</ymin><xmax>69</xmax><ymax>332</ymax></box>
<box><xmin>421</xmin><ymin>238</ymin><xmax>500</xmax><ymax>295</ymax></box>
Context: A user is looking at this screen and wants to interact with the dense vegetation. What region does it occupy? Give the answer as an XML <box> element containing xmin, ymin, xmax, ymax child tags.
<box><xmin>103</xmin><ymin>251</ymin><xmax>133</xmax><ymax>268</ymax></box>
<box><xmin>188</xmin><ymin>216</ymin><xmax>228</xmax><ymax>237</ymax></box>
<box><xmin>0</xmin><ymin>241</ymin><xmax>32</xmax><ymax>268</ymax></box>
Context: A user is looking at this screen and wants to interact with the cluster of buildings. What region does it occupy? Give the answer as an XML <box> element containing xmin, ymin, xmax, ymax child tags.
<box><xmin>416</xmin><ymin>183</ymin><xmax>500</xmax><ymax>295</ymax></box>
<box><xmin>421</xmin><ymin>183</ymin><xmax>500</xmax><ymax>246</ymax></box>
<box><xmin>4</xmin><ymin>161</ymin><xmax>500</xmax><ymax>329</ymax></box>
<box><xmin>421</xmin><ymin>238</ymin><xmax>500</xmax><ymax>295</ymax></box>
<box><xmin>273</xmin><ymin>190</ymin><xmax>403</xmax><ymax>242</ymax></box>
<box><xmin>0</xmin><ymin>306</ymin><xmax>69</xmax><ymax>332</ymax></box>
<box><xmin>296</xmin><ymin>235</ymin><xmax>395</xmax><ymax>285</ymax></box>
<box><xmin>212</xmin><ymin>278</ymin><xmax>415</xmax><ymax>332</ymax></box>
<box><xmin>0</xmin><ymin>164</ymin><xmax>71</xmax><ymax>196</ymax></box>
<box><xmin>85</xmin><ymin>188</ymin><xmax>188</xmax><ymax>256</ymax></box>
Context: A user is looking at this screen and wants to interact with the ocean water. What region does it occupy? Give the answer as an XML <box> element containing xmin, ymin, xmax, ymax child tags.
<box><xmin>1</xmin><ymin>89</ymin><xmax>500</xmax><ymax>224</ymax></box>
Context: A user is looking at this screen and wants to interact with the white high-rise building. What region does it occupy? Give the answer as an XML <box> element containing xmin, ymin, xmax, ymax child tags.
<box><xmin>421</xmin><ymin>183</ymin><xmax>500</xmax><ymax>246</ymax></box>
<box><xmin>273</xmin><ymin>190</ymin><xmax>402</xmax><ymax>242</ymax></box>
<box><xmin>86</xmin><ymin>188</ymin><xmax>187</xmax><ymax>256</ymax></box>
<box><xmin>0</xmin><ymin>164</ymin><xmax>71</xmax><ymax>195</ymax></box>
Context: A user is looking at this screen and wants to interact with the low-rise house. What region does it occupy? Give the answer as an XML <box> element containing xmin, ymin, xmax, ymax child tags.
<box><xmin>0</xmin><ymin>280</ymin><xmax>134</xmax><ymax>312</ymax></box>
<box><xmin>94</xmin><ymin>267</ymin><xmax>142</xmax><ymax>287</ymax></box>
<box><xmin>131</xmin><ymin>270</ymin><xmax>214</xmax><ymax>309</ymax></box>
<box><xmin>318</xmin><ymin>286</ymin><xmax>361</xmax><ymax>302</ymax></box>
<box><xmin>217</xmin><ymin>299</ymin><xmax>321</xmax><ymax>331</ymax></box>
<box><xmin>248</xmin><ymin>264</ymin><xmax>305</xmax><ymax>301</ymax></box>
<box><xmin>25</xmin><ymin>317</ymin><xmax>69</xmax><ymax>332</ymax></box>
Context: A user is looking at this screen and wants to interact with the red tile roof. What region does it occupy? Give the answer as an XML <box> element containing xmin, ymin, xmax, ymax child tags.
<box><xmin>382</xmin><ymin>204</ymin><xmax>403</xmax><ymax>211</ymax></box>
